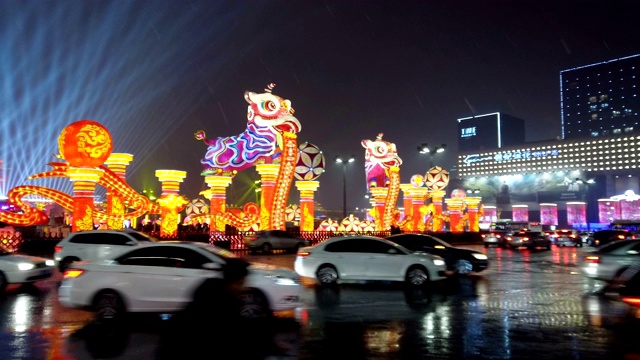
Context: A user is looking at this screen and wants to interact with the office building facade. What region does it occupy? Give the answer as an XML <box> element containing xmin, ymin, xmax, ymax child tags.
<box><xmin>561</xmin><ymin>54</ymin><xmax>640</xmax><ymax>140</ymax></box>
<box><xmin>457</xmin><ymin>112</ymin><xmax>525</xmax><ymax>152</ymax></box>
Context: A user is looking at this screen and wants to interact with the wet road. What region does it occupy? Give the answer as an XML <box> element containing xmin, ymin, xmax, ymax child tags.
<box><xmin>1</xmin><ymin>245</ymin><xmax>640</xmax><ymax>359</ymax></box>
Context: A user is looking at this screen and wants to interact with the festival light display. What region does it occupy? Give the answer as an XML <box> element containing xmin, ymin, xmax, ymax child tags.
<box><xmin>362</xmin><ymin>133</ymin><xmax>403</xmax><ymax>230</ymax></box>
<box><xmin>155</xmin><ymin>170</ymin><xmax>188</xmax><ymax>238</ymax></box>
<box><xmin>0</xmin><ymin>120</ymin><xmax>178</xmax><ymax>234</ymax></box>
<box><xmin>195</xmin><ymin>84</ymin><xmax>301</xmax><ymax>231</ymax></box>
<box><xmin>294</xmin><ymin>142</ymin><xmax>325</xmax><ymax>232</ymax></box>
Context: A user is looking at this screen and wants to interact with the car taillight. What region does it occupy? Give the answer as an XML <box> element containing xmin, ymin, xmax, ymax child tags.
<box><xmin>496</xmin><ymin>234</ymin><xmax>502</xmax><ymax>239</ymax></box>
<box><xmin>522</xmin><ymin>237</ymin><xmax>529</xmax><ymax>241</ymax></box>
<box><xmin>622</xmin><ymin>297</ymin><xmax>640</xmax><ymax>307</ymax></box>
<box><xmin>54</xmin><ymin>245</ymin><xmax>62</xmax><ymax>253</ymax></box>
<box><xmin>63</xmin><ymin>269</ymin><xmax>85</xmax><ymax>279</ymax></box>
<box><xmin>296</xmin><ymin>251</ymin><xmax>311</xmax><ymax>258</ymax></box>
<box><xmin>505</xmin><ymin>236</ymin><xmax>512</xmax><ymax>241</ymax></box>
<box><xmin>585</xmin><ymin>255</ymin><xmax>600</xmax><ymax>264</ymax></box>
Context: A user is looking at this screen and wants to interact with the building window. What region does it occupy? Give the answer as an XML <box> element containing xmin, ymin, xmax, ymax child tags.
<box><xmin>600</xmin><ymin>94</ymin><xmax>609</xmax><ymax>101</ymax></box>
<box><xmin>613</xmin><ymin>128</ymin><xmax>622</xmax><ymax>134</ymax></box>
<box><xmin>589</xmin><ymin>96</ymin><xmax>597</xmax><ymax>102</ymax></box>
<box><xmin>625</xmin><ymin>127</ymin><xmax>634</xmax><ymax>133</ymax></box>
<box><xmin>591</xmin><ymin>113</ymin><xmax>599</xmax><ymax>120</ymax></box>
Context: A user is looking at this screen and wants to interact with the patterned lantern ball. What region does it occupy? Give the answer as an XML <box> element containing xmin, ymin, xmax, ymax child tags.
<box><xmin>425</xmin><ymin>166</ymin><xmax>450</xmax><ymax>191</ymax></box>
<box><xmin>58</xmin><ymin>120</ymin><xmax>113</xmax><ymax>167</ymax></box>
<box><xmin>185</xmin><ymin>198</ymin><xmax>208</xmax><ymax>215</ymax></box>
<box><xmin>410</xmin><ymin>174</ymin><xmax>425</xmax><ymax>187</ymax></box>
<box><xmin>294</xmin><ymin>142</ymin><xmax>325</xmax><ymax>181</ymax></box>
<box><xmin>451</xmin><ymin>188</ymin><xmax>467</xmax><ymax>199</ymax></box>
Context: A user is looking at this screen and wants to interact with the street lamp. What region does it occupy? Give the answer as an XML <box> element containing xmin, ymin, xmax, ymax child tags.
<box><xmin>335</xmin><ymin>155</ymin><xmax>355</xmax><ymax>219</ymax></box>
<box><xmin>417</xmin><ymin>143</ymin><xmax>446</xmax><ymax>167</ymax></box>
<box><xmin>253</xmin><ymin>180</ymin><xmax>262</xmax><ymax>205</ymax></box>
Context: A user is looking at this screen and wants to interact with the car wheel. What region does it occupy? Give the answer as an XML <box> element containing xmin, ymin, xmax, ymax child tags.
<box><xmin>261</xmin><ymin>243</ymin><xmax>272</xmax><ymax>254</ymax></box>
<box><xmin>316</xmin><ymin>265</ymin><xmax>339</xmax><ymax>285</ymax></box>
<box><xmin>0</xmin><ymin>271</ymin><xmax>7</xmax><ymax>292</ymax></box>
<box><xmin>405</xmin><ymin>266</ymin><xmax>429</xmax><ymax>287</ymax></box>
<box><xmin>58</xmin><ymin>257</ymin><xmax>79</xmax><ymax>273</ymax></box>
<box><xmin>239</xmin><ymin>288</ymin><xmax>271</xmax><ymax>319</ymax></box>
<box><xmin>94</xmin><ymin>290</ymin><xmax>125</xmax><ymax>323</ymax></box>
<box><xmin>453</xmin><ymin>259</ymin><xmax>473</xmax><ymax>275</ymax></box>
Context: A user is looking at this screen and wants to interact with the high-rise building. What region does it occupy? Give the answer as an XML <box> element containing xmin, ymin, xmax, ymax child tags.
<box><xmin>457</xmin><ymin>112</ymin><xmax>525</xmax><ymax>152</ymax></box>
<box><xmin>560</xmin><ymin>54</ymin><xmax>640</xmax><ymax>140</ymax></box>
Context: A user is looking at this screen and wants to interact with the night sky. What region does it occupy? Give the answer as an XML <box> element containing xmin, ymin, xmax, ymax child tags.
<box><xmin>2</xmin><ymin>0</ymin><xmax>639</xmax><ymax>212</ymax></box>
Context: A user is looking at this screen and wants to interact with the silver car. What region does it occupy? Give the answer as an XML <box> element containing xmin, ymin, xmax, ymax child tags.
<box><xmin>243</xmin><ymin>230</ymin><xmax>309</xmax><ymax>254</ymax></box>
<box><xmin>581</xmin><ymin>239</ymin><xmax>640</xmax><ymax>281</ymax></box>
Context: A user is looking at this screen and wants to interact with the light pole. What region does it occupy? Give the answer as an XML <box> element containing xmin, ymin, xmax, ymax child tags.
<box><xmin>335</xmin><ymin>155</ymin><xmax>355</xmax><ymax>219</ymax></box>
<box><xmin>417</xmin><ymin>143</ymin><xmax>446</xmax><ymax>167</ymax></box>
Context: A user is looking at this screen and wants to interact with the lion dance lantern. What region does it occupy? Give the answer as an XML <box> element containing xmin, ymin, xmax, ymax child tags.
<box><xmin>194</xmin><ymin>84</ymin><xmax>302</xmax><ymax>230</ymax></box>
<box><xmin>362</xmin><ymin>133</ymin><xmax>402</xmax><ymax>230</ymax></box>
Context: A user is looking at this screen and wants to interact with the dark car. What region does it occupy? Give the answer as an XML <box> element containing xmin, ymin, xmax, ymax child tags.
<box><xmin>385</xmin><ymin>233</ymin><xmax>489</xmax><ymax>275</ymax></box>
<box><xmin>504</xmin><ymin>230</ymin><xmax>552</xmax><ymax>250</ymax></box>
<box><xmin>555</xmin><ymin>229</ymin><xmax>582</xmax><ymax>247</ymax></box>
<box><xmin>589</xmin><ymin>229</ymin><xmax>636</xmax><ymax>247</ymax></box>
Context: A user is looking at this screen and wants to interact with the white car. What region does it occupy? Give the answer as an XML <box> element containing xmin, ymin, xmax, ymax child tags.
<box><xmin>54</xmin><ymin>229</ymin><xmax>158</xmax><ymax>272</ymax></box>
<box><xmin>294</xmin><ymin>235</ymin><xmax>448</xmax><ymax>286</ymax></box>
<box><xmin>58</xmin><ymin>241</ymin><xmax>303</xmax><ymax>321</ymax></box>
<box><xmin>581</xmin><ymin>239</ymin><xmax>640</xmax><ymax>281</ymax></box>
<box><xmin>0</xmin><ymin>247</ymin><xmax>55</xmax><ymax>291</ymax></box>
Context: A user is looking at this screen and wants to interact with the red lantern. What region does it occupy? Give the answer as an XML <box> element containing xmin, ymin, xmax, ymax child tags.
<box><xmin>58</xmin><ymin>120</ymin><xmax>113</xmax><ymax>167</ymax></box>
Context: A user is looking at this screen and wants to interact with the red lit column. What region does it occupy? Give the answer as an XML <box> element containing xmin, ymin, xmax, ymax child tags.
<box><xmin>295</xmin><ymin>180</ymin><xmax>320</xmax><ymax>232</ymax></box>
<box><xmin>67</xmin><ymin>167</ymin><xmax>104</xmax><ymax>232</ymax></box>
<box><xmin>104</xmin><ymin>153</ymin><xmax>134</xmax><ymax>230</ymax></box>
<box><xmin>156</xmin><ymin>170</ymin><xmax>188</xmax><ymax>238</ymax></box>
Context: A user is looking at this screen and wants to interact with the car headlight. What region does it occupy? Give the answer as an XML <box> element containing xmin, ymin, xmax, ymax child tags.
<box><xmin>433</xmin><ymin>259</ymin><xmax>445</xmax><ymax>266</ymax></box>
<box><xmin>45</xmin><ymin>260</ymin><xmax>55</xmax><ymax>267</ymax></box>
<box><xmin>471</xmin><ymin>253</ymin><xmax>488</xmax><ymax>260</ymax></box>
<box><xmin>17</xmin><ymin>263</ymin><xmax>35</xmax><ymax>271</ymax></box>
<box><xmin>267</xmin><ymin>275</ymin><xmax>299</xmax><ymax>286</ymax></box>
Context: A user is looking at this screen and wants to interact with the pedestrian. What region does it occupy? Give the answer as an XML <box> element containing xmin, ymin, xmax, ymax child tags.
<box><xmin>155</xmin><ymin>257</ymin><xmax>280</xmax><ymax>360</ymax></box>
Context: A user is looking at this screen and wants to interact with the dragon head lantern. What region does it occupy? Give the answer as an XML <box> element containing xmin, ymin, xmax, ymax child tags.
<box><xmin>58</xmin><ymin>120</ymin><xmax>113</xmax><ymax>167</ymax></box>
<box><xmin>361</xmin><ymin>133</ymin><xmax>403</xmax><ymax>192</ymax></box>
<box><xmin>196</xmin><ymin>83</ymin><xmax>301</xmax><ymax>175</ymax></box>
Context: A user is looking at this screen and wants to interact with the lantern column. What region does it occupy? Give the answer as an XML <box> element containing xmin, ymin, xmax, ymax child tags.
<box><xmin>410</xmin><ymin>187</ymin><xmax>429</xmax><ymax>232</ymax></box>
<box><xmin>104</xmin><ymin>153</ymin><xmax>134</xmax><ymax>230</ymax></box>
<box><xmin>204</xmin><ymin>174</ymin><xmax>234</xmax><ymax>231</ymax></box>
<box><xmin>295</xmin><ymin>180</ymin><xmax>320</xmax><ymax>232</ymax></box>
<box><xmin>429</xmin><ymin>190</ymin><xmax>447</xmax><ymax>232</ymax></box>
<box><xmin>464</xmin><ymin>197</ymin><xmax>482</xmax><ymax>232</ymax></box>
<box><xmin>400</xmin><ymin>184</ymin><xmax>414</xmax><ymax>231</ymax></box>
<box><xmin>156</xmin><ymin>170</ymin><xmax>188</xmax><ymax>238</ymax></box>
<box><xmin>67</xmin><ymin>167</ymin><xmax>104</xmax><ymax>232</ymax></box>
<box><xmin>445</xmin><ymin>197</ymin><xmax>465</xmax><ymax>233</ymax></box>
<box><xmin>370</xmin><ymin>187</ymin><xmax>388</xmax><ymax>230</ymax></box>
<box><xmin>255</xmin><ymin>163</ymin><xmax>280</xmax><ymax>230</ymax></box>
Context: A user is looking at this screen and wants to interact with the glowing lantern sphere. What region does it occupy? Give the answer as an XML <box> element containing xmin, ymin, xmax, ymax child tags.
<box><xmin>58</xmin><ymin>120</ymin><xmax>113</xmax><ymax>167</ymax></box>
<box><xmin>451</xmin><ymin>188</ymin><xmax>467</xmax><ymax>199</ymax></box>
<box><xmin>410</xmin><ymin>174</ymin><xmax>425</xmax><ymax>187</ymax></box>
<box><xmin>425</xmin><ymin>166</ymin><xmax>450</xmax><ymax>191</ymax></box>
<box><xmin>294</xmin><ymin>142</ymin><xmax>325</xmax><ymax>181</ymax></box>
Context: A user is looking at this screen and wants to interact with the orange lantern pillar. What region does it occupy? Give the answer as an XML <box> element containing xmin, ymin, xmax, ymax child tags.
<box><xmin>370</xmin><ymin>187</ymin><xmax>388</xmax><ymax>230</ymax></box>
<box><xmin>104</xmin><ymin>153</ymin><xmax>134</xmax><ymax>230</ymax></box>
<box><xmin>58</xmin><ymin>120</ymin><xmax>113</xmax><ymax>232</ymax></box>
<box><xmin>445</xmin><ymin>198</ymin><xmax>465</xmax><ymax>233</ymax></box>
<box><xmin>204</xmin><ymin>175</ymin><xmax>234</xmax><ymax>231</ymax></box>
<box><xmin>430</xmin><ymin>190</ymin><xmax>447</xmax><ymax>232</ymax></box>
<box><xmin>400</xmin><ymin>184</ymin><xmax>414</xmax><ymax>231</ymax></box>
<box><xmin>410</xmin><ymin>187</ymin><xmax>429</xmax><ymax>232</ymax></box>
<box><xmin>464</xmin><ymin>197</ymin><xmax>482</xmax><ymax>232</ymax></box>
<box><xmin>295</xmin><ymin>180</ymin><xmax>320</xmax><ymax>232</ymax></box>
<box><xmin>155</xmin><ymin>170</ymin><xmax>188</xmax><ymax>238</ymax></box>
<box><xmin>255</xmin><ymin>163</ymin><xmax>280</xmax><ymax>230</ymax></box>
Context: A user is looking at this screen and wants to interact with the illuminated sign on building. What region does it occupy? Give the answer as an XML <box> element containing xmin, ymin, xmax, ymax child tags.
<box><xmin>461</xmin><ymin>127</ymin><xmax>476</xmax><ymax>138</ymax></box>
<box><xmin>463</xmin><ymin>149</ymin><xmax>560</xmax><ymax>166</ymax></box>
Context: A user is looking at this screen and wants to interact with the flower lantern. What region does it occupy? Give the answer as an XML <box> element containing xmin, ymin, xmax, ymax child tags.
<box><xmin>58</xmin><ymin>120</ymin><xmax>113</xmax><ymax>167</ymax></box>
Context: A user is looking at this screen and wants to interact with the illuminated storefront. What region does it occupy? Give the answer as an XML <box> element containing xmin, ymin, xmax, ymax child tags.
<box><xmin>457</xmin><ymin>134</ymin><xmax>640</xmax><ymax>228</ymax></box>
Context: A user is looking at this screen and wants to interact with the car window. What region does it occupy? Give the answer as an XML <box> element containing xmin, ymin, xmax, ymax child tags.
<box><xmin>116</xmin><ymin>246</ymin><xmax>212</xmax><ymax>269</ymax></box>
<box><xmin>325</xmin><ymin>239</ymin><xmax>361</xmax><ymax>253</ymax></box>
<box><xmin>123</xmin><ymin>231</ymin><xmax>157</xmax><ymax>242</ymax></box>
<box><xmin>107</xmin><ymin>234</ymin><xmax>133</xmax><ymax>246</ymax></box>
<box><xmin>598</xmin><ymin>240</ymin><xmax>635</xmax><ymax>253</ymax></box>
